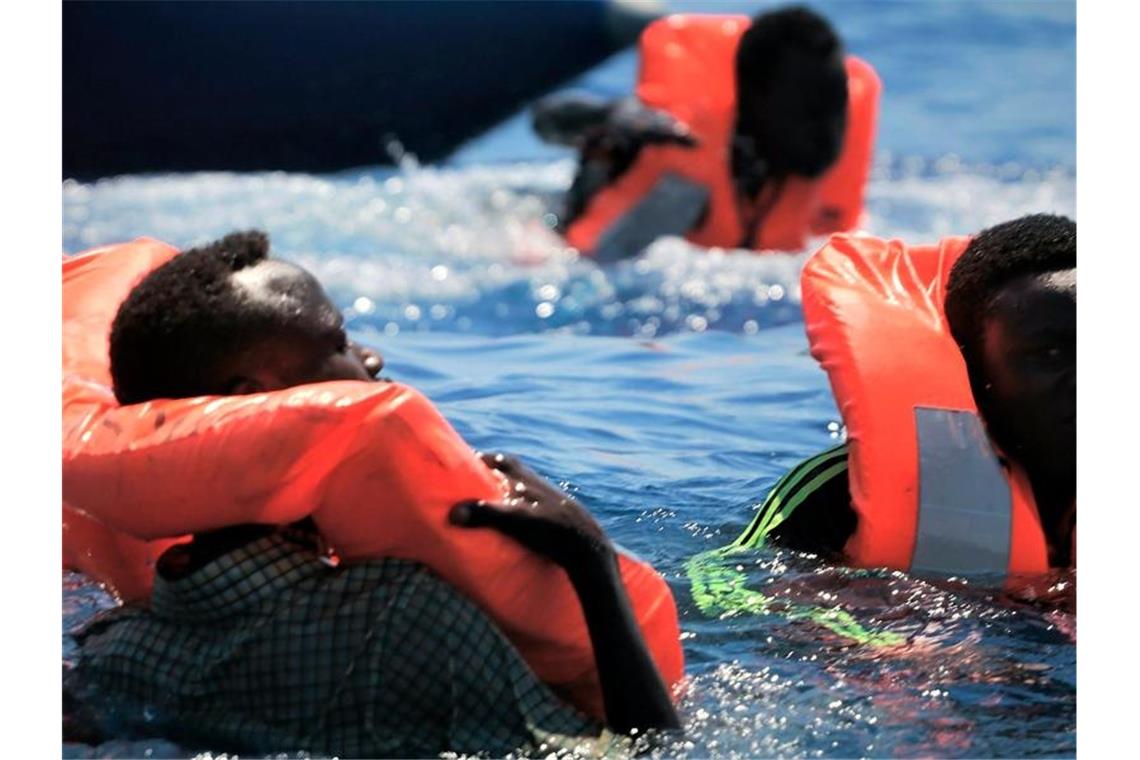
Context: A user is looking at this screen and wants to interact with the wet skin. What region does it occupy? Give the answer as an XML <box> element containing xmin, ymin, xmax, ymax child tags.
<box><xmin>217</xmin><ymin>260</ymin><xmax>385</xmax><ymax>393</ymax></box>
<box><xmin>166</xmin><ymin>259</ymin><xmax>386</xmax><ymax>577</ymax></box>
<box><xmin>195</xmin><ymin>258</ymin><xmax>679</xmax><ymax>732</ymax></box>
<box><xmin>451</xmin><ymin>454</ymin><xmax>680</xmax><ymax>733</ymax></box>
<box><xmin>977</xmin><ymin>268</ymin><xmax>1076</xmax><ymax>565</ymax></box>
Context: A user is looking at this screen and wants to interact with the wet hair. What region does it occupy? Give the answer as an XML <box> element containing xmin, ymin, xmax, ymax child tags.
<box><xmin>738</xmin><ymin>6</ymin><xmax>843</xmax><ymax>80</ymax></box>
<box><xmin>735</xmin><ymin>5</ymin><xmax>847</xmax><ymax>178</ymax></box>
<box><xmin>945</xmin><ymin>213</ymin><xmax>1077</xmax><ymax>378</ymax></box>
<box><xmin>109</xmin><ymin>230</ymin><xmax>277</xmax><ymax>404</ymax></box>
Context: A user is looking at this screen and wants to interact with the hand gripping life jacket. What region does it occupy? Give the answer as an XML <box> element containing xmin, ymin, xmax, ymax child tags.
<box><xmin>62</xmin><ymin>239</ymin><xmax>684</xmax><ymax>720</ymax></box>
<box><xmin>800</xmin><ymin>234</ymin><xmax>1051</xmax><ymax>583</ymax></box>
<box><xmin>565</xmin><ymin>14</ymin><xmax>880</xmax><ymax>257</ymax></box>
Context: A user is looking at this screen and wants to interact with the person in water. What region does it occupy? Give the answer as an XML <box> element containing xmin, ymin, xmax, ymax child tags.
<box><xmin>738</xmin><ymin>214</ymin><xmax>1076</xmax><ymax>568</ymax></box>
<box><xmin>533</xmin><ymin>5</ymin><xmax>854</xmax><ymax>260</ymax></box>
<box><xmin>68</xmin><ymin>231</ymin><xmax>679</xmax><ymax>756</ymax></box>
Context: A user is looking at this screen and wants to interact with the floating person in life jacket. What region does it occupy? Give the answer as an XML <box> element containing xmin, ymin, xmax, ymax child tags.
<box><xmin>722</xmin><ymin>214</ymin><xmax>1076</xmax><ymax>585</ymax></box>
<box><xmin>533</xmin><ymin>6</ymin><xmax>880</xmax><ymax>261</ymax></box>
<box><xmin>64</xmin><ymin>231</ymin><xmax>679</xmax><ymax>753</ymax></box>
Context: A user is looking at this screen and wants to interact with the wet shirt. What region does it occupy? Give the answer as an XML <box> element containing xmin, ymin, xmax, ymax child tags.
<box><xmin>734</xmin><ymin>442</ymin><xmax>855</xmax><ymax>555</ymax></box>
<box><xmin>69</xmin><ymin>534</ymin><xmax>620</xmax><ymax>758</ymax></box>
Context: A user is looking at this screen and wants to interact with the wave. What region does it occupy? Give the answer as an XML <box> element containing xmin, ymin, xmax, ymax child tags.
<box><xmin>63</xmin><ymin>157</ymin><xmax>1075</xmax><ymax>338</ymax></box>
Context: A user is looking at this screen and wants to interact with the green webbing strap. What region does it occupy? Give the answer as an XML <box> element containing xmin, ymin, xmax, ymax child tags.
<box><xmin>685</xmin><ymin>445</ymin><xmax>905</xmax><ymax>648</ymax></box>
<box><xmin>684</xmin><ymin>547</ymin><xmax>904</xmax><ymax>646</ymax></box>
<box><xmin>733</xmin><ymin>445</ymin><xmax>850</xmax><ymax>549</ymax></box>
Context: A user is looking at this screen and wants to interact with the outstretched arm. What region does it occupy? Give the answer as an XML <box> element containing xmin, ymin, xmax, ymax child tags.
<box><xmin>449</xmin><ymin>453</ymin><xmax>681</xmax><ymax>734</ymax></box>
<box><xmin>532</xmin><ymin>93</ymin><xmax>694</xmax><ymax>151</ymax></box>
<box><xmin>533</xmin><ymin>93</ymin><xmax>701</xmax><ymax>252</ymax></box>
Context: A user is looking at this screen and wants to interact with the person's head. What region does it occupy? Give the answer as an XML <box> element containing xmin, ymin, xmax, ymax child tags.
<box><xmin>735</xmin><ymin>5</ymin><xmax>848</xmax><ymax>178</ymax></box>
<box><xmin>945</xmin><ymin>214</ymin><xmax>1076</xmax><ymax>498</ymax></box>
<box><xmin>109</xmin><ymin>230</ymin><xmax>383</xmax><ymax>405</ymax></box>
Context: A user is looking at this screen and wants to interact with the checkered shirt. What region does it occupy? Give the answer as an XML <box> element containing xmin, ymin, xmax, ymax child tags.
<box><xmin>70</xmin><ymin>535</ymin><xmax>623</xmax><ymax>758</ymax></box>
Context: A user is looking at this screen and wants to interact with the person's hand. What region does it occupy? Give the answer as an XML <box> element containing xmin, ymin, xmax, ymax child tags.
<box><xmin>532</xmin><ymin>93</ymin><xmax>696</xmax><ymax>150</ymax></box>
<box><xmin>607</xmin><ymin>98</ymin><xmax>697</xmax><ymax>149</ymax></box>
<box><xmin>449</xmin><ymin>453</ymin><xmax>613</xmax><ymax>573</ymax></box>
<box><xmin>452</xmin><ymin>454</ymin><xmax>682</xmax><ymax>733</ymax></box>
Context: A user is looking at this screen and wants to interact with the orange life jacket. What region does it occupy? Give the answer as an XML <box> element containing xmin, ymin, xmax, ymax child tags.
<box><xmin>62</xmin><ymin>239</ymin><xmax>684</xmax><ymax>719</ymax></box>
<box><xmin>800</xmin><ymin>234</ymin><xmax>1051</xmax><ymax>584</ymax></box>
<box><xmin>566</xmin><ymin>14</ymin><xmax>880</xmax><ymax>256</ymax></box>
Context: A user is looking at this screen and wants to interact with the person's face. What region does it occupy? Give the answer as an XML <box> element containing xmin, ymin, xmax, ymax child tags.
<box><xmin>218</xmin><ymin>260</ymin><xmax>384</xmax><ymax>394</ymax></box>
<box><xmin>741</xmin><ymin>49</ymin><xmax>848</xmax><ymax>177</ymax></box>
<box><xmin>976</xmin><ymin>269</ymin><xmax>1076</xmax><ymax>484</ymax></box>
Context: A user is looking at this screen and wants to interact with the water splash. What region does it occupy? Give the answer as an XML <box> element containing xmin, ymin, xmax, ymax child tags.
<box><xmin>61</xmin><ymin>156</ymin><xmax>1075</xmax><ymax>757</ymax></box>
<box><xmin>64</xmin><ymin>156</ymin><xmax>1074</xmax><ymax>341</ymax></box>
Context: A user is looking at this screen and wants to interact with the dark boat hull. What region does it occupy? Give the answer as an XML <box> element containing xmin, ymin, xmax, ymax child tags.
<box><xmin>63</xmin><ymin>0</ymin><xmax>653</xmax><ymax>179</ymax></box>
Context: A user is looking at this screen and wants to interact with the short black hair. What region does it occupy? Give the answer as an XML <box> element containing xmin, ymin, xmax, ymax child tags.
<box><xmin>945</xmin><ymin>213</ymin><xmax>1077</xmax><ymax>376</ymax></box>
<box><xmin>735</xmin><ymin>6</ymin><xmax>847</xmax><ymax>178</ymax></box>
<box><xmin>109</xmin><ymin>230</ymin><xmax>276</xmax><ymax>404</ymax></box>
<box><xmin>737</xmin><ymin>5</ymin><xmax>842</xmax><ymax>80</ymax></box>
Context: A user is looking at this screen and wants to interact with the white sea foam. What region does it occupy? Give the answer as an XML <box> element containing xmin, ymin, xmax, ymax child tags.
<box><xmin>63</xmin><ymin>158</ymin><xmax>1075</xmax><ymax>338</ymax></box>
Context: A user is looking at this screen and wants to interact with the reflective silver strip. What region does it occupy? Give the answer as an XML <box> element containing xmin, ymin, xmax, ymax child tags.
<box><xmin>911</xmin><ymin>407</ymin><xmax>1010</xmax><ymax>578</ymax></box>
<box><xmin>593</xmin><ymin>172</ymin><xmax>709</xmax><ymax>263</ymax></box>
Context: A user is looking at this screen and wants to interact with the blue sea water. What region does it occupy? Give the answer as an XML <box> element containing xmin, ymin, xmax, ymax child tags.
<box><xmin>62</xmin><ymin>1</ymin><xmax>1076</xmax><ymax>757</ymax></box>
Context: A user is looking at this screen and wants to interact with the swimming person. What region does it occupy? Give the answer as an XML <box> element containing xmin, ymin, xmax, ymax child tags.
<box><xmin>66</xmin><ymin>231</ymin><xmax>679</xmax><ymax>755</ymax></box>
<box><xmin>733</xmin><ymin>214</ymin><xmax>1076</xmax><ymax>571</ymax></box>
<box><xmin>533</xmin><ymin>6</ymin><xmax>880</xmax><ymax>260</ymax></box>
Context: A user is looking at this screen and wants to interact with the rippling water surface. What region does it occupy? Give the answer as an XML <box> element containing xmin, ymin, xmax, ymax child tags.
<box><xmin>63</xmin><ymin>1</ymin><xmax>1075</xmax><ymax>757</ymax></box>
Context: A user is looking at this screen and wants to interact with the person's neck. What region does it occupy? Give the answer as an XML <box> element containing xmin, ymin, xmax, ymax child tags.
<box><xmin>156</xmin><ymin>519</ymin><xmax>322</xmax><ymax>580</ymax></box>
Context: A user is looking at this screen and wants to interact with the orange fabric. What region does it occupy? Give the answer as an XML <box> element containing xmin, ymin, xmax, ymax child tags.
<box><xmin>1007</xmin><ymin>464</ymin><xmax>1050</xmax><ymax>576</ymax></box>
<box><xmin>63</xmin><ymin>505</ymin><xmax>183</xmax><ymax>603</ymax></box>
<box><xmin>565</xmin><ymin>14</ymin><xmax>880</xmax><ymax>256</ymax></box>
<box><xmin>62</xmin><ymin>240</ymin><xmax>191</xmax><ymax>601</ymax></box>
<box><xmin>800</xmin><ymin>233</ymin><xmax>1050</xmax><ymax>578</ymax></box>
<box><xmin>813</xmin><ymin>57</ymin><xmax>879</xmax><ymax>234</ymax></box>
<box><xmin>62</xmin><ymin>240</ymin><xmax>684</xmax><ymax>719</ymax></box>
